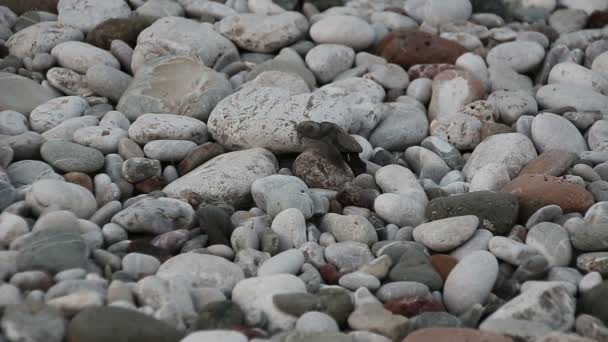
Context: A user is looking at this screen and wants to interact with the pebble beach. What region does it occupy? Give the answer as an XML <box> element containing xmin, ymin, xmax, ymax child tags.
<box><xmin>1</xmin><ymin>0</ymin><xmax>608</xmax><ymax>341</ymax></box>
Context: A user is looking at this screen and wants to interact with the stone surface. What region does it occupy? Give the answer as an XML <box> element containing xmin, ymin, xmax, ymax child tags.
<box><xmin>0</xmin><ymin>73</ymin><xmax>58</xmax><ymax>114</ymax></box>
<box><xmin>413</xmin><ymin>216</ymin><xmax>479</xmax><ymax>252</ymax></box>
<box><xmin>41</xmin><ymin>140</ymin><xmax>105</xmax><ymax>173</ymax></box>
<box><xmin>118</xmin><ymin>56</ymin><xmax>232</xmax><ymax>121</ymax></box>
<box><xmin>216</xmin><ymin>12</ymin><xmax>308</xmax><ymax>53</ymax></box>
<box><xmin>26</xmin><ymin>179</ymin><xmax>97</xmax><ymax>219</ymax></box>
<box><xmin>531</xmin><ymin>113</ymin><xmax>588</xmax><ymax>154</ymax></box>
<box><xmin>66</xmin><ymin>306</ymin><xmax>182</xmax><ymax>342</ymax></box>
<box><xmin>309</xmin><ymin>15</ymin><xmax>375</xmax><ymax>50</ymax></box>
<box><xmin>163</xmin><ymin>148</ymin><xmax>277</xmax><ymax>208</ymax></box>
<box><xmin>403</xmin><ymin>328</ymin><xmax>514</xmax><ymax>342</ymax></box>
<box><xmin>519</xmin><ymin>149</ymin><xmax>577</xmax><ymax>177</ymax></box>
<box><xmin>463</xmin><ymin>133</ymin><xmax>538</xmax><ymax>181</ymax></box>
<box><xmin>503</xmin><ymin>174</ymin><xmax>595</xmax><ymax>219</ymax></box>
<box><xmin>157</xmin><ymin>253</ymin><xmax>244</xmax><ymax>294</ymax></box>
<box><xmin>111</xmin><ymin>197</ymin><xmax>194</xmax><ymax>235</ymax></box>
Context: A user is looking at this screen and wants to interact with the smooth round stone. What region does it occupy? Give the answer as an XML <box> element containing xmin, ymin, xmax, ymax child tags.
<box><xmin>487</xmin><ymin>41</ymin><xmax>545</xmax><ymax>73</ymax></box>
<box><xmin>469</xmin><ymin>163</ymin><xmax>510</xmax><ymax>192</ymax></box>
<box><xmin>16</xmin><ymin>230</ymin><xmax>88</xmax><ymax>274</ymax></box>
<box><xmin>549</xmin><ymin>62</ymin><xmax>608</xmax><ymax>95</ymax></box>
<box><xmin>270</xmin><ymin>208</ymin><xmax>308</xmax><ymax>251</ymax></box>
<box><xmin>375</xmin><ymin>165</ymin><xmax>428</xmax><ymax>204</ymax></box>
<box><xmin>305</xmin><ymin>44</ymin><xmax>355</xmax><ymax>84</ymax></box>
<box><xmin>376</xmin><ymin>281</ymin><xmax>430</xmax><ymax>302</ymax></box>
<box><xmin>66</xmin><ymin>306</ymin><xmax>181</xmax><ymax>342</ymax></box>
<box><xmin>449</xmin><ymin>229</ymin><xmax>493</xmax><ymax>261</ymax></box>
<box><xmin>41</xmin><ymin>140</ymin><xmax>104</xmax><ymax>173</ymax></box>
<box><xmin>41</xmin><ymin>116</ymin><xmax>99</xmax><ymax>141</ymax></box>
<box><xmin>128</xmin><ymin>114</ymin><xmax>208</xmax><ymax>145</ymax></box>
<box><xmin>216</xmin><ymin>12</ymin><xmax>308</xmax><ymax>53</ymax></box>
<box><xmin>443</xmin><ymin>251</ymin><xmax>498</xmax><ymax>316</ymax></box>
<box><xmin>588</xmin><ymin>120</ymin><xmax>608</xmax><ymax>152</ymax></box>
<box><xmin>420</xmin><ymin>136</ymin><xmax>465</xmax><ymax>171</ymax></box>
<box><xmin>526</xmin><ymin>222</ymin><xmax>572</xmax><ymax>267</ymax></box>
<box><xmin>230</xmin><ymin>226</ymin><xmax>259</xmax><ymax>252</ymax></box>
<box><xmin>99</xmin><ymin>111</ymin><xmax>129</xmax><ymax>130</ymax></box>
<box><xmin>537</xmin><ymin>84</ymin><xmax>608</xmax><ymax>116</ymax></box>
<box><xmin>143</xmin><ymin>140</ymin><xmax>197</xmax><ymax>163</ymax></box>
<box><xmin>369</xmin><ymin>103</ymin><xmax>428</xmax><ymax>151</ymax></box>
<box><xmin>29</xmin><ymin>96</ymin><xmax>89</xmax><ymax>133</ymax></box>
<box><xmin>526</xmin><ymin>205</ymin><xmax>563</xmax><ymax>228</ymax></box>
<box><xmin>85</xmin><ymin>64</ymin><xmax>132</xmax><ymax>103</ymax></box>
<box><xmin>405</xmin><ymin>146</ymin><xmax>451</xmax><ymax>184</ymax></box>
<box><xmin>72</xmin><ymin>126</ymin><xmax>128</xmax><ymax>155</ymax></box>
<box><xmin>407</xmin><ymin>78</ymin><xmax>433</xmax><ymax>104</ymax></box>
<box><xmin>489</xmin><ymin>236</ymin><xmax>538</xmax><ymax>266</ymax></box>
<box><xmin>423</xmin><ymin>0</ymin><xmax>472</xmax><ymax>26</ymax></box>
<box><xmin>51</xmin><ymin>41</ymin><xmax>120</xmax><ymax>74</ymax></box>
<box><xmin>26</xmin><ymin>179</ymin><xmax>97</xmax><ymax>219</ymax></box>
<box><xmin>364</xmin><ymin>63</ymin><xmax>409</xmax><ymax>90</ymax></box>
<box><xmin>111</xmin><ymin>197</ymin><xmax>194</xmax><ymax>234</ymax></box>
<box><xmin>413</xmin><ymin>216</ymin><xmax>479</xmax><ymax>252</ymax></box>
<box><xmin>252</xmin><ymin>175</ymin><xmax>314</xmax><ymax>219</ymax></box>
<box><xmin>58</xmin><ymin>0</ymin><xmax>131</xmax><ymax>33</ymax></box>
<box><xmin>325</xmin><ymin>241</ymin><xmax>374</xmax><ymax>273</ymax></box>
<box><xmin>531</xmin><ymin>113</ymin><xmax>588</xmax><ymax>155</ymax></box>
<box><xmin>136</xmin><ymin>0</ymin><xmax>185</xmax><ymax>17</ymax></box>
<box><xmin>0</xmin><ymin>111</ymin><xmax>29</xmax><ymax>136</ymax></box>
<box><xmin>320</xmin><ymin>213</ymin><xmax>378</xmax><ymax>246</ymax></box>
<box><xmin>456</xmin><ymin>53</ymin><xmax>490</xmax><ymax>92</ymax></box>
<box><xmin>130</xmin><ymin>17</ymin><xmax>238</xmax><ymax>74</ymax></box>
<box><xmin>309</xmin><ymin>15</ymin><xmax>375</xmax><ymax>50</ymax></box>
<box><xmin>118</xmin><ymin>55</ymin><xmax>232</xmax><ymax>121</ymax></box>
<box><xmin>463</xmin><ymin>133</ymin><xmax>537</xmax><ymax>181</ymax></box>
<box><xmin>0</xmin><ymin>213</ymin><xmax>29</xmax><ymax>248</ymax></box>
<box><xmin>6</xmin><ymin>160</ymin><xmax>61</xmax><ymax>187</ymax></box>
<box><xmin>121</xmin><ymin>157</ymin><xmax>161</xmax><ymax>183</ymax></box>
<box><xmin>157</xmin><ymin>253</ymin><xmax>244</xmax><ymax>294</ymax></box>
<box><xmin>7</xmin><ymin>21</ymin><xmax>83</xmax><ymax>58</ymax></box>
<box><xmin>374</xmin><ymin>193</ymin><xmax>426</xmax><ymax>227</ymax></box>
<box><xmin>338</xmin><ymin>271</ymin><xmax>380</xmax><ymax>291</ymax></box>
<box><xmin>296</xmin><ymin>311</ymin><xmax>339</xmax><ymax>333</ymax></box>
<box><xmin>2</xmin><ymin>302</ymin><xmax>66</xmax><ymax>342</ymax></box>
<box><xmin>257</xmin><ymin>249</ymin><xmax>305</xmax><ymax>276</ymax></box>
<box><xmin>121</xmin><ymin>253</ymin><xmax>160</xmax><ymax>279</ymax></box>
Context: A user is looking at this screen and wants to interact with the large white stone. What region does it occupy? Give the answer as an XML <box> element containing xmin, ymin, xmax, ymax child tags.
<box><xmin>163</xmin><ymin>148</ymin><xmax>278</xmax><ymax>208</ymax></box>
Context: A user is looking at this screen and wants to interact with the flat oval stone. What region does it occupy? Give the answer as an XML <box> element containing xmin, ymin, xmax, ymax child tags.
<box><xmin>26</xmin><ymin>179</ymin><xmax>97</xmax><ymax>219</ymax></box>
<box><xmin>41</xmin><ymin>140</ymin><xmax>104</xmax><ymax>173</ymax></box>
<box><xmin>413</xmin><ymin>215</ymin><xmax>479</xmax><ymax>252</ymax></box>
<box><xmin>531</xmin><ymin>113</ymin><xmax>588</xmax><ymax>154</ymax></box>
<box><xmin>443</xmin><ymin>251</ymin><xmax>498</xmax><ymax>315</ymax></box>
<box><xmin>111</xmin><ymin>197</ymin><xmax>194</xmax><ymax>235</ymax></box>
<box><xmin>0</xmin><ymin>72</ymin><xmax>58</xmax><ymax>114</ymax></box>
<box><xmin>66</xmin><ymin>306</ymin><xmax>182</xmax><ymax>342</ymax></box>
<box><xmin>51</xmin><ymin>41</ymin><xmax>120</xmax><ymax>74</ymax></box>
<box><xmin>128</xmin><ymin>113</ymin><xmax>208</xmax><ymax>145</ymax></box>
<box><xmin>502</xmin><ymin>174</ymin><xmax>595</xmax><ymax>219</ymax></box>
<box><xmin>16</xmin><ymin>231</ymin><xmax>88</xmax><ymax>274</ymax></box>
<box><xmin>157</xmin><ymin>253</ymin><xmax>244</xmax><ymax>294</ymax></box>
<box><xmin>526</xmin><ymin>222</ymin><xmax>572</xmax><ymax>267</ymax></box>
<box><xmin>487</xmin><ymin>41</ymin><xmax>545</xmax><ymax>73</ymax></box>
<box><xmin>7</xmin><ymin>22</ymin><xmax>84</xmax><ymax>59</ymax></box>
<box><xmin>309</xmin><ymin>15</ymin><xmax>375</xmax><ymax>51</ymax></box>
<box><xmin>117</xmin><ymin>55</ymin><xmax>232</xmax><ymax>121</ymax></box>
<box><xmin>426</xmin><ymin>191</ymin><xmax>519</xmax><ymax>235</ymax></box>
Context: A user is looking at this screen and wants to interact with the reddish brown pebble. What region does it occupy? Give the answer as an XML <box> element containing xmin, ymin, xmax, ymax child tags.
<box><xmin>376</xmin><ymin>30</ymin><xmax>468</xmax><ymax>69</ymax></box>
<box><xmin>502</xmin><ymin>174</ymin><xmax>595</xmax><ymax>220</ymax></box>
<box><xmin>384</xmin><ymin>295</ymin><xmax>445</xmax><ymax>317</ymax></box>
<box><xmin>430</xmin><ymin>254</ymin><xmax>459</xmax><ymax>281</ymax></box>
<box><xmin>135</xmin><ymin>176</ymin><xmax>166</xmax><ymax>193</ymax></box>
<box><xmin>518</xmin><ymin>149</ymin><xmax>577</xmax><ymax>177</ymax></box>
<box><xmin>319</xmin><ymin>263</ymin><xmax>342</xmax><ymax>285</ymax></box>
<box><xmin>402</xmin><ymin>327</ymin><xmax>514</xmax><ymax>342</ymax></box>
<box><xmin>177</xmin><ymin>142</ymin><xmax>225</xmax><ymax>176</ymax></box>
<box><xmin>588</xmin><ymin>10</ymin><xmax>608</xmax><ymax>29</ymax></box>
<box><xmin>64</xmin><ymin>172</ymin><xmax>93</xmax><ymax>193</ymax></box>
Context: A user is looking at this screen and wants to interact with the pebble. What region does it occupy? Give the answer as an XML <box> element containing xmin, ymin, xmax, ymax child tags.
<box><xmin>531</xmin><ymin>113</ymin><xmax>588</xmax><ymax>154</ymax></box>
<box><xmin>338</xmin><ymin>271</ymin><xmax>381</xmax><ymax>291</ymax></box>
<box><xmin>309</xmin><ymin>15</ymin><xmax>375</xmax><ymax>50</ymax></box>
<box><xmin>128</xmin><ymin>113</ymin><xmax>208</xmax><ymax>145</ymax></box>
<box><xmin>118</xmin><ymin>56</ymin><xmax>232</xmax><ymax>122</ymax></box>
<box><xmin>428</xmin><ymin>69</ymin><xmax>485</xmax><ymax>120</ymax></box>
<box><xmin>306</xmin><ymin>44</ymin><xmax>354</xmax><ymax>83</ymax></box>
<box><xmin>320</xmin><ymin>213</ymin><xmax>378</xmax><ymax>246</ymax></box>
<box><xmin>111</xmin><ymin>197</ymin><xmax>194</xmax><ymax>235</ymax></box>
<box><xmin>85</xmin><ymin>64</ymin><xmax>132</xmax><ymax>103</ymax></box>
<box><xmin>413</xmin><ymin>216</ymin><xmax>479</xmax><ymax>252</ymax></box>
<box><xmin>2</xmin><ymin>302</ymin><xmax>66</xmax><ymax>342</ymax></box>
<box><xmin>526</xmin><ymin>222</ymin><xmax>572</xmax><ymax>267</ymax></box>
<box><xmin>51</xmin><ymin>41</ymin><xmax>120</xmax><ymax>74</ymax></box>
<box><xmin>257</xmin><ymin>249</ymin><xmax>305</xmax><ymax>276</ymax></box>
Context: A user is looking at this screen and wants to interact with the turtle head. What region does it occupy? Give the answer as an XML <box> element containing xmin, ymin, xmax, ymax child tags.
<box><xmin>296</xmin><ymin>121</ymin><xmax>322</xmax><ymax>140</ymax></box>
